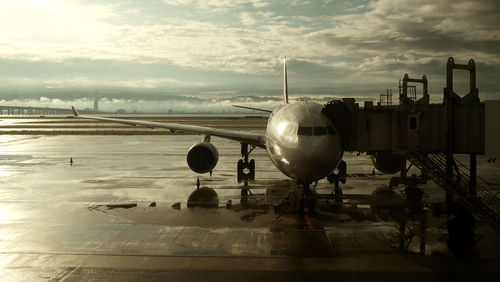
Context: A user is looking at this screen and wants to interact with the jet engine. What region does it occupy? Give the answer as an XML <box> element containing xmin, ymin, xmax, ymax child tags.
<box><xmin>186</xmin><ymin>142</ymin><xmax>219</xmax><ymax>173</ymax></box>
<box><xmin>372</xmin><ymin>153</ymin><xmax>402</xmax><ymax>174</ymax></box>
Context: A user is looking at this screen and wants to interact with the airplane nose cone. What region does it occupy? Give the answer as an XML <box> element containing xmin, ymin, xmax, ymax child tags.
<box><xmin>298</xmin><ymin>143</ymin><xmax>340</xmax><ymax>181</ymax></box>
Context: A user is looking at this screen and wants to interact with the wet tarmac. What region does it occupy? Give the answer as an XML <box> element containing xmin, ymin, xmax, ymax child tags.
<box><xmin>0</xmin><ymin>119</ymin><xmax>500</xmax><ymax>281</ymax></box>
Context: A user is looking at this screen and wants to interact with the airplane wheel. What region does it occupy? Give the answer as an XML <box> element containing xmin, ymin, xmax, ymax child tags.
<box><xmin>249</xmin><ymin>159</ymin><xmax>255</xmax><ymax>180</ymax></box>
<box><xmin>237</xmin><ymin>159</ymin><xmax>244</xmax><ymax>183</ymax></box>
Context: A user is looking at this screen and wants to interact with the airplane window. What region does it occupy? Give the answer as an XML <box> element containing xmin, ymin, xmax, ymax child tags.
<box><xmin>297</xmin><ymin>127</ymin><xmax>313</xmax><ymax>136</ymax></box>
<box><xmin>313</xmin><ymin>127</ymin><xmax>327</xmax><ymax>136</ymax></box>
<box><xmin>327</xmin><ymin>126</ymin><xmax>336</xmax><ymax>135</ymax></box>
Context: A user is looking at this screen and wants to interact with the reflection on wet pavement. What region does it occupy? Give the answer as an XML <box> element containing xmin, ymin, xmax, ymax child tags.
<box><xmin>0</xmin><ymin>132</ymin><xmax>499</xmax><ymax>281</ymax></box>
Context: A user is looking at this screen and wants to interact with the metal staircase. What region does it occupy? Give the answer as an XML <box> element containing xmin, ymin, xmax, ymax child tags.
<box><xmin>409</xmin><ymin>152</ymin><xmax>500</xmax><ymax>234</ymax></box>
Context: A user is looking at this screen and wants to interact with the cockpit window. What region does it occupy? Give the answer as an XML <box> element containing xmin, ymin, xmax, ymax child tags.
<box><xmin>298</xmin><ymin>126</ymin><xmax>336</xmax><ymax>136</ymax></box>
<box><xmin>327</xmin><ymin>126</ymin><xmax>336</xmax><ymax>135</ymax></box>
<box><xmin>313</xmin><ymin>127</ymin><xmax>327</xmax><ymax>136</ymax></box>
<box><xmin>297</xmin><ymin>127</ymin><xmax>313</xmax><ymax>136</ymax></box>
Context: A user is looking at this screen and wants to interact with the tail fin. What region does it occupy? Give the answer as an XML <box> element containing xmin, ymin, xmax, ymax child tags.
<box><xmin>283</xmin><ymin>58</ymin><xmax>289</xmax><ymax>104</ymax></box>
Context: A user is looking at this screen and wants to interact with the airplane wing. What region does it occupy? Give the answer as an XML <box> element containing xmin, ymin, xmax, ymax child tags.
<box><xmin>71</xmin><ymin>107</ymin><xmax>266</xmax><ymax>148</ymax></box>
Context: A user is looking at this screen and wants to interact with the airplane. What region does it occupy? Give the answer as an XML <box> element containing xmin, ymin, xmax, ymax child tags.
<box><xmin>71</xmin><ymin>59</ymin><xmax>343</xmax><ymax>208</ymax></box>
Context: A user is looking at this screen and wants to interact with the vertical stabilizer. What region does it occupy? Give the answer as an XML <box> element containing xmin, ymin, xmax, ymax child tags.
<box><xmin>283</xmin><ymin>58</ymin><xmax>289</xmax><ymax>104</ymax></box>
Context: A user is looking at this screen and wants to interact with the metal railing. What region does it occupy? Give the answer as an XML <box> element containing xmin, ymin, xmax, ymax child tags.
<box><xmin>409</xmin><ymin>152</ymin><xmax>500</xmax><ymax>233</ymax></box>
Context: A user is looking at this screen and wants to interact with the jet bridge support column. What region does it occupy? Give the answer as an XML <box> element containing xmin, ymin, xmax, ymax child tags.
<box><xmin>465</xmin><ymin>59</ymin><xmax>478</xmax><ymax>201</ymax></box>
<box><xmin>445</xmin><ymin>59</ymin><xmax>455</xmax><ymax>209</ymax></box>
<box><xmin>400</xmin><ymin>157</ymin><xmax>407</xmax><ymax>180</ymax></box>
<box><xmin>445</xmin><ymin>57</ymin><xmax>479</xmax><ymax>201</ymax></box>
<box><xmin>401</xmin><ymin>74</ymin><xmax>429</xmax><ymax>105</ymax></box>
<box><xmin>444</xmin><ymin>57</ymin><xmax>479</xmax><ymax>253</ymax></box>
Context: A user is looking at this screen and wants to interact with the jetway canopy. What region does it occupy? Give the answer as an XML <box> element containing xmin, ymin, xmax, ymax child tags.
<box><xmin>323</xmin><ymin>100</ymin><xmax>493</xmax><ymax>155</ymax></box>
<box><xmin>323</xmin><ymin>58</ymin><xmax>499</xmax><ymax>157</ymax></box>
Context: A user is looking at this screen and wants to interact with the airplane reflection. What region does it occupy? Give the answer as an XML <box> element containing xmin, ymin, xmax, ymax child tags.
<box><xmin>88</xmin><ymin>181</ymin><xmax>432</xmax><ymax>255</ymax></box>
<box><xmin>187</xmin><ymin>187</ymin><xmax>219</xmax><ymax>208</ymax></box>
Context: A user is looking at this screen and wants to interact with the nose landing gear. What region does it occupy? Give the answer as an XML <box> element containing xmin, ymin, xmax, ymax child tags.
<box><xmin>298</xmin><ymin>181</ymin><xmax>318</xmax><ymax>214</ymax></box>
<box><xmin>327</xmin><ymin>160</ymin><xmax>347</xmax><ymax>205</ymax></box>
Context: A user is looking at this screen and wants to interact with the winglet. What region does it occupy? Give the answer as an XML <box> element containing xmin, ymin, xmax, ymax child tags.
<box><xmin>283</xmin><ymin>57</ymin><xmax>289</xmax><ymax>104</ymax></box>
<box><xmin>71</xmin><ymin>106</ymin><xmax>79</xmax><ymax>117</ymax></box>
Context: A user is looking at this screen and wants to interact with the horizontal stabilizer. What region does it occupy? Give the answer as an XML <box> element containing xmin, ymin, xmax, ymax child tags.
<box><xmin>232</xmin><ymin>105</ymin><xmax>272</xmax><ymax>113</ymax></box>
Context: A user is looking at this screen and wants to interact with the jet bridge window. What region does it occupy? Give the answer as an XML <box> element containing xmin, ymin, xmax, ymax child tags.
<box><xmin>313</xmin><ymin>127</ymin><xmax>327</xmax><ymax>136</ymax></box>
<box><xmin>297</xmin><ymin>127</ymin><xmax>313</xmax><ymax>136</ymax></box>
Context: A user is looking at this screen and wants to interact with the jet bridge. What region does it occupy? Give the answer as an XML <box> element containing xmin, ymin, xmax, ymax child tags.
<box><xmin>323</xmin><ymin>57</ymin><xmax>500</xmax><ymax>250</ymax></box>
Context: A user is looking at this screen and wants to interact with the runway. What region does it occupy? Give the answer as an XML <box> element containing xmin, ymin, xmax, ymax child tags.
<box><xmin>0</xmin><ymin>117</ymin><xmax>499</xmax><ymax>281</ymax></box>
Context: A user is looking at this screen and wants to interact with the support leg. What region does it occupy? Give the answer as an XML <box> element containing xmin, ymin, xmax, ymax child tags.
<box><xmin>446</xmin><ymin>204</ymin><xmax>476</xmax><ymax>254</ymax></box>
<box><xmin>334</xmin><ymin>180</ymin><xmax>343</xmax><ymax>205</ymax></box>
<box><xmin>419</xmin><ymin>220</ymin><xmax>426</xmax><ymax>255</ymax></box>
<box><xmin>399</xmin><ymin>222</ymin><xmax>406</xmax><ymax>252</ymax></box>
<box><xmin>469</xmin><ymin>153</ymin><xmax>477</xmax><ymax>200</ymax></box>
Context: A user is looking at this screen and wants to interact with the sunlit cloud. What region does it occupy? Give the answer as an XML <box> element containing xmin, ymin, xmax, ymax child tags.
<box><xmin>163</xmin><ymin>0</ymin><xmax>270</xmax><ymax>11</ymax></box>
<box><xmin>0</xmin><ymin>0</ymin><xmax>498</xmax><ymax>107</ymax></box>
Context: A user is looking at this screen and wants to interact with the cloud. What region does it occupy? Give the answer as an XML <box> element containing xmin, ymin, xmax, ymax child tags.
<box><xmin>252</xmin><ymin>1</ymin><xmax>270</xmax><ymax>8</ymax></box>
<box><xmin>303</xmin><ymin>0</ymin><xmax>500</xmax><ymax>75</ymax></box>
<box><xmin>240</xmin><ymin>12</ymin><xmax>257</xmax><ymax>26</ymax></box>
<box><xmin>163</xmin><ymin>0</ymin><xmax>270</xmax><ymax>11</ymax></box>
<box><xmin>0</xmin><ymin>0</ymin><xmax>498</xmax><ymax>102</ymax></box>
<box><xmin>289</xmin><ymin>0</ymin><xmax>315</xmax><ymax>7</ymax></box>
<box><xmin>4</xmin><ymin>0</ymin><xmax>498</xmax><ymax>74</ymax></box>
<box><xmin>38</xmin><ymin>77</ymin><xmax>210</xmax><ymax>89</ymax></box>
<box><xmin>344</xmin><ymin>4</ymin><xmax>365</xmax><ymax>12</ymax></box>
<box><xmin>1</xmin><ymin>92</ymin><xmax>361</xmax><ymax>113</ymax></box>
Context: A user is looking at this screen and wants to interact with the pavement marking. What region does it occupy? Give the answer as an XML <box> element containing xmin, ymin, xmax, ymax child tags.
<box><xmin>293</xmin><ymin>215</ymin><xmax>323</xmax><ymax>232</ymax></box>
<box><xmin>305</xmin><ymin>215</ymin><xmax>315</xmax><ymax>231</ymax></box>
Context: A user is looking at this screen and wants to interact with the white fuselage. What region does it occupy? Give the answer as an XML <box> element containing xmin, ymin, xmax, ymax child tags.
<box><xmin>265</xmin><ymin>101</ymin><xmax>343</xmax><ymax>183</ymax></box>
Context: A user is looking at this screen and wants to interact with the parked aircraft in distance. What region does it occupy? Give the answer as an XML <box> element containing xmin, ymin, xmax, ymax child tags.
<box><xmin>71</xmin><ymin>59</ymin><xmax>343</xmax><ymax>203</ymax></box>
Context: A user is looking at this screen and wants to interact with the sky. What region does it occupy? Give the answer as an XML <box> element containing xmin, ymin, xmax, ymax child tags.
<box><xmin>0</xmin><ymin>0</ymin><xmax>499</xmax><ymax>112</ymax></box>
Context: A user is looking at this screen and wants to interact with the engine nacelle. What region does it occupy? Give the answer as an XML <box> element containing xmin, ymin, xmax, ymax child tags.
<box><xmin>186</xmin><ymin>142</ymin><xmax>219</xmax><ymax>174</ymax></box>
<box><xmin>372</xmin><ymin>153</ymin><xmax>402</xmax><ymax>174</ymax></box>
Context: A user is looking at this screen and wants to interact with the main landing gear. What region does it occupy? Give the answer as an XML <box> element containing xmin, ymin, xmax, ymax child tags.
<box><xmin>238</xmin><ymin>143</ymin><xmax>256</xmax><ymax>196</ymax></box>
